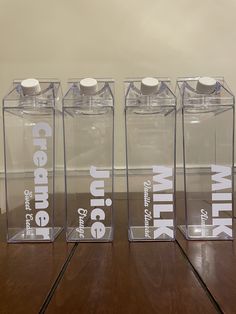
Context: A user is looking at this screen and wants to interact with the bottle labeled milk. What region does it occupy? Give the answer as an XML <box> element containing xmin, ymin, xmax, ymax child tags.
<box><xmin>125</xmin><ymin>77</ymin><xmax>176</xmax><ymax>241</ymax></box>
<box><xmin>177</xmin><ymin>77</ymin><xmax>234</xmax><ymax>240</ymax></box>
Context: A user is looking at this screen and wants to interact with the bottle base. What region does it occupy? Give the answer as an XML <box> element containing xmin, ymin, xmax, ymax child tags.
<box><xmin>66</xmin><ymin>226</ymin><xmax>113</xmax><ymax>242</ymax></box>
<box><xmin>178</xmin><ymin>225</ymin><xmax>233</xmax><ymax>240</ymax></box>
<box><xmin>128</xmin><ymin>226</ymin><xmax>175</xmax><ymax>242</ymax></box>
<box><xmin>7</xmin><ymin>227</ymin><xmax>63</xmax><ymax>243</ymax></box>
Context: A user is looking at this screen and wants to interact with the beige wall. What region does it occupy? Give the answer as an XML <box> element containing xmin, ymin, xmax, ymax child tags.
<box><xmin>0</xmin><ymin>0</ymin><xmax>236</xmax><ymax>197</ymax></box>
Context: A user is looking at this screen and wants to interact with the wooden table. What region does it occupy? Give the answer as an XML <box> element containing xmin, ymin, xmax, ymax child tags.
<box><xmin>0</xmin><ymin>194</ymin><xmax>74</xmax><ymax>314</ymax></box>
<box><xmin>0</xmin><ymin>194</ymin><xmax>235</xmax><ymax>313</ymax></box>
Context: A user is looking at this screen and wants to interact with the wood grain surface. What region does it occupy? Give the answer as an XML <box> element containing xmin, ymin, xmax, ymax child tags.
<box><xmin>1</xmin><ymin>192</ymin><xmax>236</xmax><ymax>313</ymax></box>
<box><xmin>0</xmin><ymin>194</ymin><xmax>74</xmax><ymax>314</ymax></box>
<box><xmin>177</xmin><ymin>224</ymin><xmax>236</xmax><ymax>314</ymax></box>
<box><xmin>45</xmin><ymin>198</ymin><xmax>217</xmax><ymax>314</ymax></box>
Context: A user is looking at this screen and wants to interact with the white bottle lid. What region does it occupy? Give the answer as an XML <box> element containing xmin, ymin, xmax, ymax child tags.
<box><xmin>21</xmin><ymin>78</ymin><xmax>41</xmax><ymax>96</ymax></box>
<box><xmin>196</xmin><ymin>77</ymin><xmax>217</xmax><ymax>94</ymax></box>
<box><xmin>141</xmin><ymin>77</ymin><xmax>159</xmax><ymax>95</ymax></box>
<box><xmin>80</xmin><ymin>78</ymin><xmax>98</xmax><ymax>95</ymax></box>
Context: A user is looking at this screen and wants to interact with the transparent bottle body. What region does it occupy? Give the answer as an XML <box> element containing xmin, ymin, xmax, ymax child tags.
<box><xmin>3</xmin><ymin>107</ymin><xmax>61</xmax><ymax>242</ymax></box>
<box><xmin>178</xmin><ymin>78</ymin><xmax>234</xmax><ymax>240</ymax></box>
<box><xmin>125</xmin><ymin>80</ymin><xmax>176</xmax><ymax>241</ymax></box>
<box><xmin>182</xmin><ymin>107</ymin><xmax>234</xmax><ymax>239</ymax></box>
<box><xmin>3</xmin><ymin>81</ymin><xmax>62</xmax><ymax>242</ymax></box>
<box><xmin>63</xmin><ymin>83</ymin><xmax>114</xmax><ymax>242</ymax></box>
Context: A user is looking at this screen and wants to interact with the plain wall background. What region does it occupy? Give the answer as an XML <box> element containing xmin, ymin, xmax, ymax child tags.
<box><xmin>0</xmin><ymin>0</ymin><xmax>236</xmax><ymax>181</ymax></box>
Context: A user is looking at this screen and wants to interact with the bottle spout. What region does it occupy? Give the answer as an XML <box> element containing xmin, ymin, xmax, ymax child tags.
<box><xmin>196</xmin><ymin>77</ymin><xmax>217</xmax><ymax>94</ymax></box>
<box><xmin>80</xmin><ymin>78</ymin><xmax>98</xmax><ymax>95</ymax></box>
<box><xmin>21</xmin><ymin>78</ymin><xmax>41</xmax><ymax>96</ymax></box>
<box><xmin>141</xmin><ymin>77</ymin><xmax>159</xmax><ymax>95</ymax></box>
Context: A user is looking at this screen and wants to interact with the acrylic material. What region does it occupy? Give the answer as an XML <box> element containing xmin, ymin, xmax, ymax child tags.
<box><xmin>63</xmin><ymin>78</ymin><xmax>114</xmax><ymax>242</ymax></box>
<box><xmin>177</xmin><ymin>77</ymin><xmax>234</xmax><ymax>240</ymax></box>
<box><xmin>3</xmin><ymin>79</ymin><xmax>63</xmax><ymax>242</ymax></box>
<box><xmin>125</xmin><ymin>78</ymin><xmax>176</xmax><ymax>241</ymax></box>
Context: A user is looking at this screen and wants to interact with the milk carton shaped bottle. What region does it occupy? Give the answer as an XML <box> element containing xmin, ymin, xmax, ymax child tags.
<box><xmin>125</xmin><ymin>78</ymin><xmax>176</xmax><ymax>241</ymax></box>
<box><xmin>177</xmin><ymin>77</ymin><xmax>234</xmax><ymax>240</ymax></box>
<box><xmin>3</xmin><ymin>79</ymin><xmax>62</xmax><ymax>242</ymax></box>
<box><xmin>63</xmin><ymin>78</ymin><xmax>114</xmax><ymax>242</ymax></box>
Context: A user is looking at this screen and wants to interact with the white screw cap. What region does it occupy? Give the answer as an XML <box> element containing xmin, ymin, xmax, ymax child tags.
<box><xmin>80</xmin><ymin>78</ymin><xmax>98</xmax><ymax>95</ymax></box>
<box><xmin>141</xmin><ymin>77</ymin><xmax>159</xmax><ymax>95</ymax></box>
<box><xmin>196</xmin><ymin>77</ymin><xmax>217</xmax><ymax>94</ymax></box>
<box><xmin>21</xmin><ymin>78</ymin><xmax>41</xmax><ymax>96</ymax></box>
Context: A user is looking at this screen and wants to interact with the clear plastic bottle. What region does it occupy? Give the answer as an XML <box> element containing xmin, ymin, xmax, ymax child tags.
<box><xmin>177</xmin><ymin>77</ymin><xmax>234</xmax><ymax>240</ymax></box>
<box><xmin>63</xmin><ymin>78</ymin><xmax>114</xmax><ymax>242</ymax></box>
<box><xmin>125</xmin><ymin>77</ymin><xmax>176</xmax><ymax>241</ymax></box>
<box><xmin>3</xmin><ymin>79</ymin><xmax>63</xmax><ymax>242</ymax></box>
